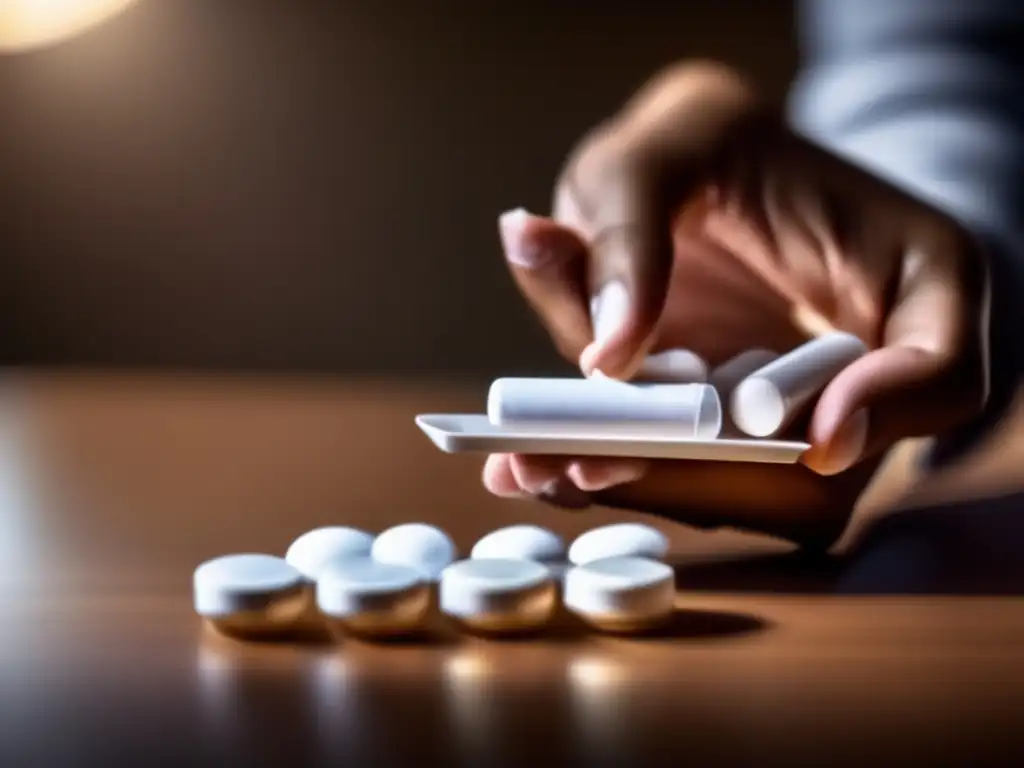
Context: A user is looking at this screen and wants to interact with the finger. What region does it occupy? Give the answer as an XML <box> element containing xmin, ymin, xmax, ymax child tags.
<box><xmin>482</xmin><ymin>453</ymin><xmax>523</xmax><ymax>497</ymax></box>
<box><xmin>567</xmin><ymin>63</ymin><xmax>761</xmax><ymax>380</ymax></box>
<box><xmin>483</xmin><ymin>454</ymin><xmax>592</xmax><ymax>509</ymax></box>
<box><xmin>574</xmin><ymin>171</ymin><xmax>675</xmax><ymax>380</ymax></box>
<box><xmin>498</xmin><ymin>208</ymin><xmax>593</xmax><ymax>361</ymax></box>
<box><xmin>566</xmin><ymin>458</ymin><xmax>649</xmax><ymax>491</ymax></box>
<box><xmin>589</xmin><ymin>457</ymin><xmax>874</xmax><ymax>550</ymax></box>
<box><xmin>509</xmin><ymin>454</ymin><xmax>568</xmax><ymax>495</ymax></box>
<box><xmin>804</xmin><ymin>228</ymin><xmax>987</xmax><ymax>475</ymax></box>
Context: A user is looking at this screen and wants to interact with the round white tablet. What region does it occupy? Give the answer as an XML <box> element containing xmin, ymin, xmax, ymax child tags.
<box><xmin>285</xmin><ymin>526</ymin><xmax>375</xmax><ymax>580</ymax></box>
<box><xmin>371</xmin><ymin>523</ymin><xmax>456</xmax><ymax>580</ymax></box>
<box><xmin>316</xmin><ymin>557</ymin><xmax>431</xmax><ymax>637</ymax></box>
<box><xmin>439</xmin><ymin>558</ymin><xmax>556</xmax><ymax>634</ymax></box>
<box><xmin>193</xmin><ymin>553</ymin><xmax>310</xmax><ymax>636</ymax></box>
<box><xmin>567</xmin><ymin>523</ymin><xmax>669</xmax><ymax>566</ymax></box>
<box><xmin>562</xmin><ymin>556</ymin><xmax>675</xmax><ymax>632</ymax></box>
<box><xmin>470</xmin><ymin>525</ymin><xmax>566</xmax><ymax>565</ymax></box>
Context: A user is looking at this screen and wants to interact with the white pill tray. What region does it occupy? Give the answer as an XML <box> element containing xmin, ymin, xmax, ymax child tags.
<box><xmin>415</xmin><ymin>414</ymin><xmax>809</xmax><ymax>464</ymax></box>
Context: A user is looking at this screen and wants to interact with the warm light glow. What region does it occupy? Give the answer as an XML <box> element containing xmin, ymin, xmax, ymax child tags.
<box><xmin>568</xmin><ymin>656</ymin><xmax>628</xmax><ymax>691</ymax></box>
<box><xmin>0</xmin><ymin>0</ymin><xmax>138</xmax><ymax>53</ymax></box>
<box><xmin>444</xmin><ymin>652</ymin><xmax>495</xmax><ymax>683</ymax></box>
<box><xmin>791</xmin><ymin>302</ymin><xmax>837</xmax><ymax>339</ymax></box>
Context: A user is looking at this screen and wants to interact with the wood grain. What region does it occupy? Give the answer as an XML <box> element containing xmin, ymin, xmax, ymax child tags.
<box><xmin>0</xmin><ymin>372</ymin><xmax>1021</xmax><ymax>765</ymax></box>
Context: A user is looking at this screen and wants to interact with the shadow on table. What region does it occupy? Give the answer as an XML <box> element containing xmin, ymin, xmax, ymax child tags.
<box><xmin>670</xmin><ymin>490</ymin><xmax>1024</xmax><ymax>596</ymax></box>
<box><xmin>536</xmin><ymin>607</ymin><xmax>770</xmax><ymax>643</ymax></box>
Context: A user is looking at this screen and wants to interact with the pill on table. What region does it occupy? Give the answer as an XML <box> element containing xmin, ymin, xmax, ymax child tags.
<box><xmin>194</xmin><ymin>553</ymin><xmax>310</xmax><ymax>638</ymax></box>
<box><xmin>285</xmin><ymin>526</ymin><xmax>375</xmax><ymax>580</ymax></box>
<box><xmin>372</xmin><ymin>523</ymin><xmax>457</xmax><ymax>581</ymax></box>
<box><xmin>487</xmin><ymin>377</ymin><xmax>722</xmax><ymax>439</ymax></box>
<box><xmin>562</xmin><ymin>556</ymin><xmax>675</xmax><ymax>633</ymax></box>
<box><xmin>568</xmin><ymin>523</ymin><xmax>669</xmax><ymax>566</ymax></box>
<box><xmin>636</xmin><ymin>349</ymin><xmax>708</xmax><ymax>383</ymax></box>
<box><xmin>730</xmin><ymin>331</ymin><xmax>869</xmax><ymax>438</ymax></box>
<box><xmin>439</xmin><ymin>558</ymin><xmax>557</xmax><ymax>635</ymax></box>
<box><xmin>316</xmin><ymin>557</ymin><xmax>431</xmax><ymax>638</ymax></box>
<box><xmin>470</xmin><ymin>524</ymin><xmax>566</xmax><ymax>566</ymax></box>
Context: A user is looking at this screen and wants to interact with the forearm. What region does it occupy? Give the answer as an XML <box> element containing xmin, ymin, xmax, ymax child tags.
<box><xmin>788</xmin><ymin>0</ymin><xmax>1024</xmax><ymax>466</ymax></box>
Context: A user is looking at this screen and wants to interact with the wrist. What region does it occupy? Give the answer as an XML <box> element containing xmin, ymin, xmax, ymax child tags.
<box><xmin>922</xmin><ymin>228</ymin><xmax>1023</xmax><ymax>470</ymax></box>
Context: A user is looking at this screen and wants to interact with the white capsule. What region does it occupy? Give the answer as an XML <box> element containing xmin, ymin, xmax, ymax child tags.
<box><xmin>439</xmin><ymin>558</ymin><xmax>557</xmax><ymax>635</ymax></box>
<box><xmin>709</xmin><ymin>349</ymin><xmax>780</xmax><ymax>435</ymax></box>
<box><xmin>563</xmin><ymin>556</ymin><xmax>675</xmax><ymax>633</ymax></box>
<box><xmin>568</xmin><ymin>523</ymin><xmax>669</xmax><ymax>566</ymax></box>
<box><xmin>470</xmin><ymin>525</ymin><xmax>566</xmax><ymax>565</ymax></box>
<box><xmin>194</xmin><ymin>553</ymin><xmax>310</xmax><ymax>638</ymax></box>
<box><xmin>316</xmin><ymin>557</ymin><xmax>431</xmax><ymax>638</ymax></box>
<box><xmin>371</xmin><ymin>523</ymin><xmax>457</xmax><ymax>581</ymax></box>
<box><xmin>285</xmin><ymin>526</ymin><xmax>375</xmax><ymax>580</ymax></box>
<box><xmin>636</xmin><ymin>348</ymin><xmax>709</xmax><ymax>383</ymax></box>
<box><xmin>730</xmin><ymin>332</ymin><xmax>869</xmax><ymax>438</ymax></box>
<box><xmin>709</xmin><ymin>348</ymin><xmax>780</xmax><ymax>394</ymax></box>
<box><xmin>487</xmin><ymin>377</ymin><xmax>721</xmax><ymax>439</ymax></box>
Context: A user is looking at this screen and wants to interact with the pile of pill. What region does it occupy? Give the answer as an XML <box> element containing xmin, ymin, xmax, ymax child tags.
<box><xmin>487</xmin><ymin>331</ymin><xmax>869</xmax><ymax>440</ymax></box>
<box><xmin>193</xmin><ymin>522</ymin><xmax>676</xmax><ymax>641</ymax></box>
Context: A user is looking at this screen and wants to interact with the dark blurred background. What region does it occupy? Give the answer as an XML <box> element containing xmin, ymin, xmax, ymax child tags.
<box><xmin>0</xmin><ymin>0</ymin><xmax>796</xmax><ymax>382</ymax></box>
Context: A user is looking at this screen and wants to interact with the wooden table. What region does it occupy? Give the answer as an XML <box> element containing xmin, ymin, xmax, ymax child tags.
<box><xmin>0</xmin><ymin>372</ymin><xmax>1022</xmax><ymax>766</ymax></box>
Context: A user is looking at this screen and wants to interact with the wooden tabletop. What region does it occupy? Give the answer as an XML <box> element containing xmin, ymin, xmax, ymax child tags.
<box><xmin>0</xmin><ymin>372</ymin><xmax>1022</xmax><ymax>766</ymax></box>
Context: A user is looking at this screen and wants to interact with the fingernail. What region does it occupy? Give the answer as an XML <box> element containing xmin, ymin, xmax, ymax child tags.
<box><xmin>590</xmin><ymin>279</ymin><xmax>630</xmax><ymax>344</ymax></box>
<box><xmin>498</xmin><ymin>208</ymin><xmax>549</xmax><ymax>268</ymax></box>
<box><xmin>580</xmin><ymin>280</ymin><xmax>633</xmax><ymax>377</ymax></box>
<box><xmin>808</xmin><ymin>408</ymin><xmax>869</xmax><ymax>476</ymax></box>
<box><xmin>567</xmin><ymin>461</ymin><xmax>647</xmax><ymax>491</ymax></box>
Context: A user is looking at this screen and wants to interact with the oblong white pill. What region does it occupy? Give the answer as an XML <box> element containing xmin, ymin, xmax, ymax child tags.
<box><xmin>194</xmin><ymin>553</ymin><xmax>310</xmax><ymax>636</ymax></box>
<box><xmin>487</xmin><ymin>378</ymin><xmax>721</xmax><ymax>439</ymax></box>
<box><xmin>316</xmin><ymin>557</ymin><xmax>430</xmax><ymax>637</ymax></box>
<box><xmin>439</xmin><ymin>558</ymin><xmax>556</xmax><ymax>634</ymax></box>
<box><xmin>709</xmin><ymin>348</ymin><xmax>780</xmax><ymax>394</ymax></box>
<box><xmin>285</xmin><ymin>526</ymin><xmax>375</xmax><ymax>580</ymax></box>
<box><xmin>710</xmin><ymin>349</ymin><xmax>781</xmax><ymax>435</ymax></box>
<box><xmin>563</xmin><ymin>556</ymin><xmax>675</xmax><ymax>633</ymax></box>
<box><xmin>568</xmin><ymin>523</ymin><xmax>669</xmax><ymax>566</ymax></box>
<box><xmin>371</xmin><ymin>523</ymin><xmax>457</xmax><ymax>581</ymax></box>
<box><xmin>636</xmin><ymin>349</ymin><xmax>708</xmax><ymax>383</ymax></box>
<box><xmin>730</xmin><ymin>331</ymin><xmax>869</xmax><ymax>438</ymax></box>
<box><xmin>470</xmin><ymin>525</ymin><xmax>566</xmax><ymax>565</ymax></box>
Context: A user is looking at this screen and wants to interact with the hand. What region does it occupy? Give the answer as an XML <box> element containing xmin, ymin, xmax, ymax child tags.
<box><xmin>484</xmin><ymin>62</ymin><xmax>988</xmax><ymax>549</ymax></box>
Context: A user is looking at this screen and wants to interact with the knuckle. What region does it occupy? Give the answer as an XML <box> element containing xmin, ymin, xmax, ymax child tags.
<box><xmin>553</xmin><ymin>122</ymin><xmax>617</xmax><ymax>228</ymax></box>
<box><xmin>641</xmin><ymin>59</ymin><xmax>750</xmax><ymax>99</ymax></box>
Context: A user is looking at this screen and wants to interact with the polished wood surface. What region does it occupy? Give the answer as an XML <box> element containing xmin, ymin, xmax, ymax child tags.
<box><xmin>0</xmin><ymin>372</ymin><xmax>1022</xmax><ymax>765</ymax></box>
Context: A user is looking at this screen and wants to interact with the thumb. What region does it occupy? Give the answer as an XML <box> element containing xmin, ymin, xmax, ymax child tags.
<box><xmin>802</xmin><ymin>231</ymin><xmax>987</xmax><ymax>475</ymax></box>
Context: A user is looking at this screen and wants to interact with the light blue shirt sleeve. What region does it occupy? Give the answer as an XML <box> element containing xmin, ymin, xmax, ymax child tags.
<box><xmin>787</xmin><ymin>0</ymin><xmax>1024</xmax><ymax>466</ymax></box>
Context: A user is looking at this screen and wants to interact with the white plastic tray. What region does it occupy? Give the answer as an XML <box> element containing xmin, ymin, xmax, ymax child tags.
<box><xmin>415</xmin><ymin>414</ymin><xmax>809</xmax><ymax>464</ymax></box>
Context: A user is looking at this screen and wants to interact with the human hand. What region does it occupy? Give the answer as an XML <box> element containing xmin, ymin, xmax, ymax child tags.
<box><xmin>484</xmin><ymin>62</ymin><xmax>988</xmax><ymax>548</ymax></box>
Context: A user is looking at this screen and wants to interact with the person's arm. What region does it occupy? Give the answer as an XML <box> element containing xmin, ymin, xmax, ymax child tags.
<box><xmin>788</xmin><ymin>0</ymin><xmax>1024</xmax><ymax>467</ymax></box>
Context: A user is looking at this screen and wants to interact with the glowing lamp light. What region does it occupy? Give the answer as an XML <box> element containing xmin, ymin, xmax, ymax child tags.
<box><xmin>0</xmin><ymin>0</ymin><xmax>138</xmax><ymax>54</ymax></box>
